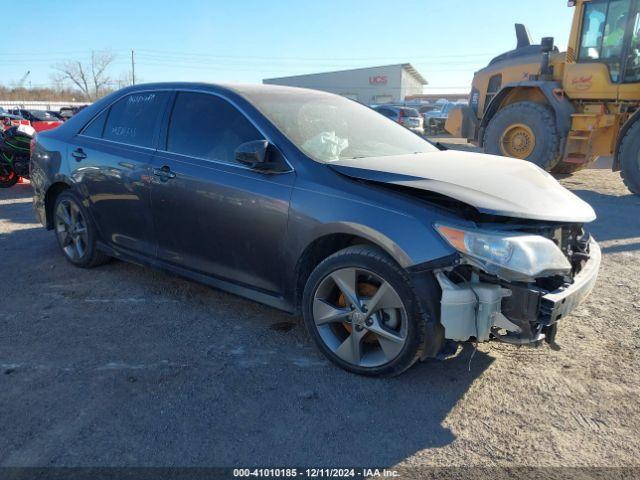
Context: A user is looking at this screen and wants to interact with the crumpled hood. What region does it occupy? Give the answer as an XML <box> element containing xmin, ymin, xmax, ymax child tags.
<box><xmin>329</xmin><ymin>150</ymin><xmax>596</xmax><ymax>223</ymax></box>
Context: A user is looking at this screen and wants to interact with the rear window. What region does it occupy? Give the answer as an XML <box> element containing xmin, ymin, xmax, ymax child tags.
<box><xmin>28</xmin><ymin>110</ymin><xmax>56</xmax><ymax>121</ymax></box>
<box><xmin>102</xmin><ymin>92</ymin><xmax>169</xmax><ymax>148</ymax></box>
<box><xmin>401</xmin><ymin>108</ymin><xmax>420</xmax><ymax>118</ymax></box>
<box><xmin>82</xmin><ymin>109</ymin><xmax>109</xmax><ymax>138</ymax></box>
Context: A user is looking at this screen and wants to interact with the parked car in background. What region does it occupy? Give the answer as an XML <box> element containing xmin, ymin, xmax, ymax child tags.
<box><xmin>46</xmin><ymin>110</ymin><xmax>66</xmax><ymax>121</ymax></box>
<box><xmin>423</xmin><ymin>102</ymin><xmax>458</xmax><ymax>134</ymax></box>
<box><xmin>417</xmin><ymin>104</ymin><xmax>439</xmax><ymax>114</ymax></box>
<box><xmin>32</xmin><ymin>83</ymin><xmax>600</xmax><ymax>377</ymax></box>
<box><xmin>8</xmin><ymin>109</ymin><xmax>63</xmax><ymax>132</ymax></box>
<box><xmin>372</xmin><ymin>105</ymin><xmax>424</xmax><ymax>136</ymax></box>
<box><xmin>59</xmin><ymin>105</ymin><xmax>88</xmax><ymax>120</ymax></box>
<box><xmin>1</xmin><ymin>111</ymin><xmax>29</xmax><ymax>131</ymax></box>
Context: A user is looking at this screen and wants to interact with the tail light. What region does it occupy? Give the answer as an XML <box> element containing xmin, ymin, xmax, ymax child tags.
<box><xmin>398</xmin><ymin>109</ymin><xmax>404</xmax><ymax>123</ymax></box>
<box><xmin>20</xmin><ymin>120</ymin><xmax>30</xmax><ymax>126</ymax></box>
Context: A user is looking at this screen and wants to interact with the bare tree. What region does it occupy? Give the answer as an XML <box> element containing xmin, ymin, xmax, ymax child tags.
<box><xmin>52</xmin><ymin>51</ymin><xmax>115</xmax><ymax>100</ymax></box>
<box><xmin>116</xmin><ymin>70</ymin><xmax>136</xmax><ymax>89</ymax></box>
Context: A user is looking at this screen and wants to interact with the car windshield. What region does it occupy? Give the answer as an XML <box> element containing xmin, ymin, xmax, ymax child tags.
<box><xmin>242</xmin><ymin>89</ymin><xmax>436</xmax><ymax>163</ymax></box>
<box><xmin>29</xmin><ymin>110</ymin><xmax>57</xmax><ymax>121</ymax></box>
<box><xmin>400</xmin><ymin>108</ymin><xmax>421</xmax><ymax>118</ymax></box>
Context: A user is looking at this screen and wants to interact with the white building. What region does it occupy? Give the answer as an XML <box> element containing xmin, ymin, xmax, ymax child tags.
<box><xmin>263</xmin><ymin>63</ymin><xmax>427</xmax><ymax>105</ymax></box>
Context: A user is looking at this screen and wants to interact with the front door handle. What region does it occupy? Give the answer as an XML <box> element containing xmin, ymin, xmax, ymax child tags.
<box><xmin>71</xmin><ymin>148</ymin><xmax>87</xmax><ymax>161</ymax></box>
<box><xmin>152</xmin><ymin>166</ymin><xmax>176</xmax><ymax>180</ymax></box>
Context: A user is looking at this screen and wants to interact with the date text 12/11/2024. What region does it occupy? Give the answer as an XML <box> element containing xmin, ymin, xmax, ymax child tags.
<box><xmin>232</xmin><ymin>468</ymin><xmax>400</xmax><ymax>478</ymax></box>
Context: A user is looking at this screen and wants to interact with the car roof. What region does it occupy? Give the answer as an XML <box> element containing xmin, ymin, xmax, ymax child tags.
<box><xmin>112</xmin><ymin>81</ymin><xmax>337</xmax><ymax>97</ymax></box>
<box><xmin>43</xmin><ymin>82</ymin><xmax>350</xmax><ymax>139</ymax></box>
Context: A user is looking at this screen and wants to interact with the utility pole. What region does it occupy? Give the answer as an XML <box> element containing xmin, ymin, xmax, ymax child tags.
<box><xmin>17</xmin><ymin>71</ymin><xmax>30</xmax><ymax>89</ymax></box>
<box><xmin>131</xmin><ymin>49</ymin><xmax>136</xmax><ymax>85</ymax></box>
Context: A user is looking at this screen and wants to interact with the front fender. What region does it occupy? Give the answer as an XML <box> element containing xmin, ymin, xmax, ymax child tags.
<box><xmin>287</xmin><ymin>181</ymin><xmax>458</xmax><ymax>271</ymax></box>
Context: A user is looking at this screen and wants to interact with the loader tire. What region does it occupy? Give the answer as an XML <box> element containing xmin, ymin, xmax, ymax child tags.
<box><xmin>484</xmin><ymin>101</ymin><xmax>561</xmax><ymax>171</ymax></box>
<box><xmin>619</xmin><ymin>120</ymin><xmax>640</xmax><ymax>195</ymax></box>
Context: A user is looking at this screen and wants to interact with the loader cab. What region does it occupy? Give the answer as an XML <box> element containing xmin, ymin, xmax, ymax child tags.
<box><xmin>565</xmin><ymin>0</ymin><xmax>640</xmax><ymax>99</ymax></box>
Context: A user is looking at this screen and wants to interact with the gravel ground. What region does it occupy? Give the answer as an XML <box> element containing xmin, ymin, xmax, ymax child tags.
<box><xmin>0</xmin><ymin>160</ymin><xmax>639</xmax><ymax>469</ymax></box>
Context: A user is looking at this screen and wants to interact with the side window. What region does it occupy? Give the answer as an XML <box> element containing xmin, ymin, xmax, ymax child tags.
<box><xmin>579</xmin><ymin>1</ymin><xmax>608</xmax><ymax>60</ymax></box>
<box><xmin>579</xmin><ymin>0</ymin><xmax>632</xmax><ymax>82</ymax></box>
<box><xmin>624</xmin><ymin>11</ymin><xmax>640</xmax><ymax>82</ymax></box>
<box><xmin>81</xmin><ymin>109</ymin><xmax>108</xmax><ymax>138</ymax></box>
<box><xmin>166</xmin><ymin>92</ymin><xmax>263</xmax><ymax>164</ymax></box>
<box><xmin>103</xmin><ymin>92</ymin><xmax>169</xmax><ymax>148</ymax></box>
<box><xmin>484</xmin><ymin>74</ymin><xmax>502</xmax><ymax>113</ymax></box>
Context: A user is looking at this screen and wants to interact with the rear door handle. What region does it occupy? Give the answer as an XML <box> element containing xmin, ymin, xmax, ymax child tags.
<box><xmin>71</xmin><ymin>148</ymin><xmax>87</xmax><ymax>161</ymax></box>
<box><xmin>152</xmin><ymin>166</ymin><xmax>176</xmax><ymax>180</ymax></box>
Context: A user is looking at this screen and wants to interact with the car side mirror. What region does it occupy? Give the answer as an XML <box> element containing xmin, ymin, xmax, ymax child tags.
<box><xmin>235</xmin><ymin>140</ymin><xmax>271</xmax><ymax>170</ymax></box>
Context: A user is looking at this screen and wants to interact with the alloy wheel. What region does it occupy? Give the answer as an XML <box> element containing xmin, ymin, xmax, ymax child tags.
<box><xmin>55</xmin><ymin>199</ymin><xmax>89</xmax><ymax>261</ymax></box>
<box><xmin>312</xmin><ymin>267</ymin><xmax>408</xmax><ymax>368</ymax></box>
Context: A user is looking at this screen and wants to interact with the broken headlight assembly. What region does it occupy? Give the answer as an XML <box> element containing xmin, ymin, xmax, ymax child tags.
<box><xmin>435</xmin><ymin>224</ymin><xmax>571</xmax><ymax>281</ymax></box>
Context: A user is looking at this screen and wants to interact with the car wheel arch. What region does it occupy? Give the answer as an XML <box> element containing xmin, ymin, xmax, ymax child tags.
<box><xmin>44</xmin><ymin>181</ymin><xmax>73</xmax><ymax>229</ymax></box>
<box><xmin>292</xmin><ymin>229</ymin><xmax>411</xmax><ymax>312</ymax></box>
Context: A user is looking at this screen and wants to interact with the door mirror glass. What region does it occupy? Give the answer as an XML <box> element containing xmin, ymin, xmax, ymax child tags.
<box><xmin>235</xmin><ymin>140</ymin><xmax>271</xmax><ymax>169</ymax></box>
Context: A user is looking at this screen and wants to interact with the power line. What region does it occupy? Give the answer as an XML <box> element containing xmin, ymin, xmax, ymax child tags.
<box><xmin>134</xmin><ymin>48</ymin><xmax>495</xmax><ymax>61</ymax></box>
<box><xmin>0</xmin><ymin>48</ymin><xmax>494</xmax><ymax>61</ymax></box>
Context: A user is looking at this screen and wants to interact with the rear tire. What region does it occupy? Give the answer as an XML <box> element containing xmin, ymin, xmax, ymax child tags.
<box><xmin>484</xmin><ymin>101</ymin><xmax>561</xmax><ymax>171</ymax></box>
<box><xmin>619</xmin><ymin>120</ymin><xmax>640</xmax><ymax>195</ymax></box>
<box><xmin>0</xmin><ymin>156</ymin><xmax>19</xmax><ymax>188</ymax></box>
<box><xmin>302</xmin><ymin>245</ymin><xmax>428</xmax><ymax>377</ymax></box>
<box><xmin>53</xmin><ymin>190</ymin><xmax>110</xmax><ymax>268</ymax></box>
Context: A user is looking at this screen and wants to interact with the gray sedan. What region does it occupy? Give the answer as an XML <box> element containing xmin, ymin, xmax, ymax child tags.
<box><xmin>31</xmin><ymin>83</ymin><xmax>600</xmax><ymax>376</ymax></box>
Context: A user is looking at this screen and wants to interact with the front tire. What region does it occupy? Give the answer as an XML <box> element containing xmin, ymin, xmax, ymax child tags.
<box><xmin>484</xmin><ymin>101</ymin><xmax>561</xmax><ymax>171</ymax></box>
<box><xmin>619</xmin><ymin>120</ymin><xmax>640</xmax><ymax>195</ymax></box>
<box><xmin>53</xmin><ymin>191</ymin><xmax>110</xmax><ymax>268</ymax></box>
<box><xmin>302</xmin><ymin>245</ymin><xmax>428</xmax><ymax>377</ymax></box>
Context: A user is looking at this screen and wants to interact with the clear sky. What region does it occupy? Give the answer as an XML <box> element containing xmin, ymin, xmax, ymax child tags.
<box><xmin>1</xmin><ymin>0</ymin><xmax>574</xmax><ymax>94</ymax></box>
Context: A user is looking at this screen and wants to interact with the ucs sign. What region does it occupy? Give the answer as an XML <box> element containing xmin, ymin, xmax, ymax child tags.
<box><xmin>369</xmin><ymin>76</ymin><xmax>388</xmax><ymax>85</ymax></box>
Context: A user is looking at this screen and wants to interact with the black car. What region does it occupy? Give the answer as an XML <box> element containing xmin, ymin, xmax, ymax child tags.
<box><xmin>59</xmin><ymin>105</ymin><xmax>88</xmax><ymax>120</ymax></box>
<box><xmin>9</xmin><ymin>109</ymin><xmax>59</xmax><ymax>122</ymax></box>
<box><xmin>46</xmin><ymin>110</ymin><xmax>66</xmax><ymax>121</ymax></box>
<box><xmin>31</xmin><ymin>83</ymin><xmax>600</xmax><ymax>376</ymax></box>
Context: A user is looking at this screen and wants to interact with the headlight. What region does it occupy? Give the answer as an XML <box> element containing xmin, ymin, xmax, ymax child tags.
<box><xmin>435</xmin><ymin>224</ymin><xmax>571</xmax><ymax>280</ymax></box>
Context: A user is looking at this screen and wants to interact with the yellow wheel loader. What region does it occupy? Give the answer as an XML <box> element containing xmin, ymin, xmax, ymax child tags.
<box><xmin>446</xmin><ymin>0</ymin><xmax>640</xmax><ymax>194</ymax></box>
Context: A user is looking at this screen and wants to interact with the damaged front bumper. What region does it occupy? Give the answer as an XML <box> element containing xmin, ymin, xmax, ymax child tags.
<box><xmin>433</xmin><ymin>238</ymin><xmax>601</xmax><ymax>345</ymax></box>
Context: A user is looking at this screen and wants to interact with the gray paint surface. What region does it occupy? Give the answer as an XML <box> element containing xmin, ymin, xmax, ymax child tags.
<box><xmin>1</xmin><ymin>167</ymin><xmax>639</xmax><ymax>467</ymax></box>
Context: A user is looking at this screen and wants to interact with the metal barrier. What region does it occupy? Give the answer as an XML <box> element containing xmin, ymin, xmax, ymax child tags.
<box><xmin>0</xmin><ymin>100</ymin><xmax>91</xmax><ymax>111</ymax></box>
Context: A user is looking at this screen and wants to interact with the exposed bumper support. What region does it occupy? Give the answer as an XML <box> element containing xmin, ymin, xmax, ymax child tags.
<box><xmin>540</xmin><ymin>240</ymin><xmax>601</xmax><ymax>325</ymax></box>
<box><xmin>434</xmin><ymin>239</ymin><xmax>601</xmax><ymax>345</ymax></box>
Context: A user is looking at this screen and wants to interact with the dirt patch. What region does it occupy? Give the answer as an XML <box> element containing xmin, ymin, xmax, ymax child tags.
<box><xmin>0</xmin><ymin>167</ymin><xmax>638</xmax><ymax>467</ymax></box>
